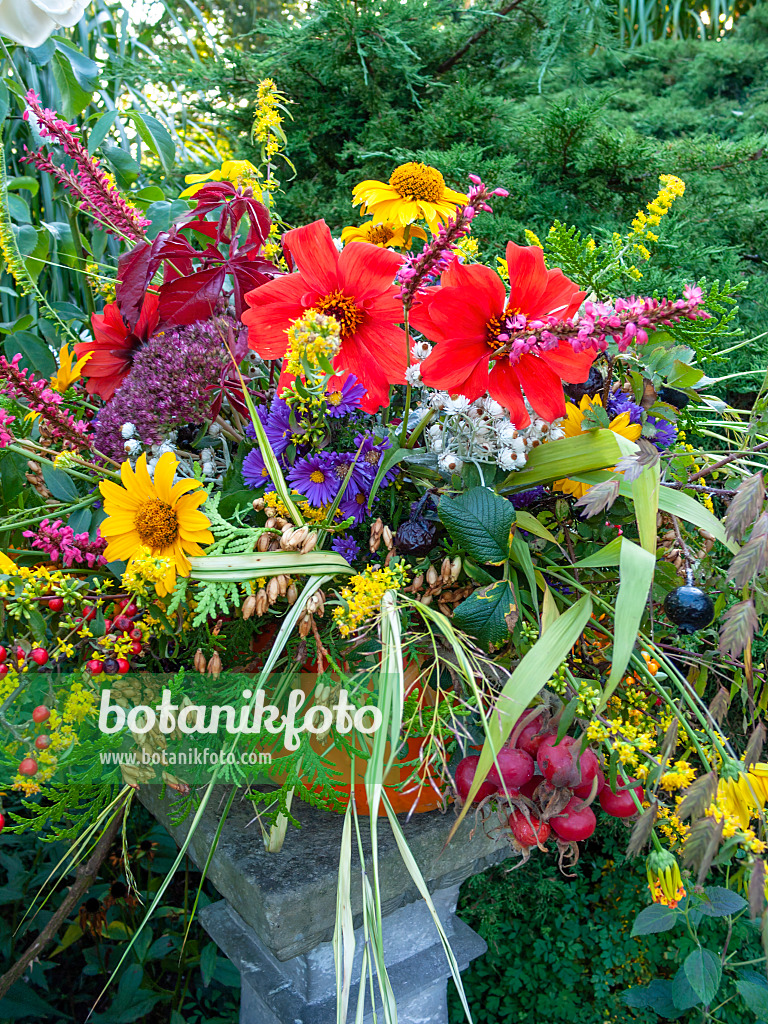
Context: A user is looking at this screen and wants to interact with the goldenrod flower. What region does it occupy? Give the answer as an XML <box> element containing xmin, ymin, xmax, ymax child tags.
<box><xmin>181</xmin><ymin>159</ymin><xmax>261</xmax><ymax>198</ymax></box>
<box><xmin>334</xmin><ymin>563</ymin><xmax>408</xmax><ymax>637</ymax></box>
<box><xmin>340</xmin><ymin>220</ymin><xmax>425</xmax><ymax>249</ymax></box>
<box><xmin>352</xmin><ymin>162</ymin><xmax>466</xmax><ymax>232</ymax></box>
<box><xmin>553</xmin><ymin>394</ymin><xmax>642</xmax><ymax>497</ymax></box>
<box><xmin>99</xmin><ymin>453</ymin><xmax>212</xmax><ymax>596</ymax></box>
<box><xmin>50</xmin><ymin>342</ymin><xmax>92</xmax><ymax>392</ymax></box>
<box><xmin>284</xmin><ymin>310</ymin><xmax>342</xmax><ymax>377</ymax></box>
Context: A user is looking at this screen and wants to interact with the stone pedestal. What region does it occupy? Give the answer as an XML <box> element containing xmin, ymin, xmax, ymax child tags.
<box><xmin>140</xmin><ymin>787</ymin><xmax>511</xmax><ymax>1023</ymax></box>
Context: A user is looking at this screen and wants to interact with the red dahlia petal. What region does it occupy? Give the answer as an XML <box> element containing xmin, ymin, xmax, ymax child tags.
<box><xmin>506</xmin><ymin>242</ymin><xmax>549</xmax><ymax>314</ymax></box>
<box><xmin>281</xmin><ymin>220</ymin><xmax>339</xmax><ymax>295</ymax></box>
<box><xmin>488</xmin><ymin>362</ymin><xmax>530</xmax><ymax>427</ymax></box>
<box><xmin>514</xmin><ymin>354</ymin><xmax>568</xmax><ymax>422</ymax></box>
<box><xmin>541</xmin><ymin>340</ymin><xmax>598</xmax><ymax>383</ymax></box>
<box><xmin>338</xmin><ymin>242</ymin><xmax>403</xmax><ymax>302</ymax></box>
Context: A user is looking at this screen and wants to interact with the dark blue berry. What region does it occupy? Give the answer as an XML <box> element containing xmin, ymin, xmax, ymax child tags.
<box><xmin>663</xmin><ymin>586</ymin><xmax>714</xmax><ymax>634</ymax></box>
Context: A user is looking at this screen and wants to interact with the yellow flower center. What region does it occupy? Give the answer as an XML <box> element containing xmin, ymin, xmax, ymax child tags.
<box><xmin>313</xmin><ymin>290</ymin><xmax>363</xmax><ymax>339</ymax></box>
<box><xmin>309</xmin><ymin>469</ymin><xmax>326</xmax><ymax>484</ymax></box>
<box><xmin>135</xmin><ymin>499</ymin><xmax>178</xmax><ymax>549</ymax></box>
<box><xmin>367</xmin><ymin>224</ymin><xmax>395</xmax><ymax>246</ymax></box>
<box><xmin>327</xmin><ymin>390</ymin><xmax>343</xmax><ymax>406</ymax></box>
<box><xmin>389</xmin><ymin>162</ymin><xmax>445</xmax><ymax>204</ymax></box>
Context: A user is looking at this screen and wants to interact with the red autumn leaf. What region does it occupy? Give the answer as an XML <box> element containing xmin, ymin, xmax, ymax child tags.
<box><xmin>157</xmin><ymin>265</ymin><xmax>227</xmax><ymax>327</ymax></box>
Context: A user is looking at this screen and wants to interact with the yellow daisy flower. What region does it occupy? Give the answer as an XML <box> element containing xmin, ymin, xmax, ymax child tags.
<box><xmin>0</xmin><ymin>551</ymin><xmax>16</xmax><ymax>574</ymax></box>
<box><xmin>352</xmin><ymin>162</ymin><xmax>466</xmax><ymax>232</ymax></box>
<box><xmin>553</xmin><ymin>394</ymin><xmax>642</xmax><ymax>498</ymax></box>
<box><xmin>50</xmin><ymin>342</ymin><xmax>92</xmax><ymax>393</ymax></box>
<box><xmin>340</xmin><ymin>220</ymin><xmax>426</xmax><ymax>249</ymax></box>
<box><xmin>99</xmin><ymin>453</ymin><xmax>213</xmax><ymax>596</ymax></box>
<box><xmin>181</xmin><ymin>160</ymin><xmax>262</xmax><ymax>199</ymax></box>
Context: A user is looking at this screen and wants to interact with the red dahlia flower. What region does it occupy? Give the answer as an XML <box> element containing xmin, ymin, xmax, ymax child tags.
<box><xmin>242</xmin><ymin>219</ymin><xmax>406</xmax><ymax>412</ymax></box>
<box><xmin>74</xmin><ymin>294</ymin><xmax>159</xmax><ymax>402</ymax></box>
<box><xmin>412</xmin><ymin>243</ymin><xmax>595</xmax><ymax>426</ymax></box>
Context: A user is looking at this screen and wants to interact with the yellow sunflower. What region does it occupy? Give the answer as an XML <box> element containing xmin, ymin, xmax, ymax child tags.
<box><xmin>553</xmin><ymin>394</ymin><xmax>642</xmax><ymax>498</ymax></box>
<box><xmin>50</xmin><ymin>342</ymin><xmax>92</xmax><ymax>393</ymax></box>
<box><xmin>99</xmin><ymin>453</ymin><xmax>213</xmax><ymax>596</ymax></box>
<box><xmin>352</xmin><ymin>162</ymin><xmax>466</xmax><ymax>232</ymax></box>
<box><xmin>340</xmin><ymin>220</ymin><xmax>426</xmax><ymax>249</ymax></box>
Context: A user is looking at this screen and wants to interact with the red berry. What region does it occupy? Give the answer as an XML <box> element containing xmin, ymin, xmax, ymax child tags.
<box><xmin>32</xmin><ymin>705</ymin><xmax>50</xmax><ymax>724</ymax></box>
<box><xmin>29</xmin><ymin>648</ymin><xmax>49</xmax><ymax>667</ymax></box>
<box><xmin>487</xmin><ymin>748</ymin><xmax>535</xmax><ymax>791</ymax></box>
<box><xmin>129</xmin><ymin>629</ymin><xmax>142</xmax><ymax>641</ymax></box>
<box><xmin>35</xmin><ymin>734</ymin><xmax>51</xmax><ymax>750</ymax></box>
<box><xmin>573</xmin><ymin>746</ymin><xmax>600</xmax><ymax>790</ymax></box>
<box><xmin>0</xmin><ymin>645</ymin><xmax>6</xmax><ymax>663</ymax></box>
<box><xmin>599</xmin><ymin>779</ymin><xmax>643</xmax><ymax>818</ymax></box>
<box><xmin>47</xmin><ymin>597</ymin><xmax>64</xmax><ymax>612</ymax></box>
<box><xmin>0</xmin><ymin>665</ymin><xmax>7</xmax><ymax>679</ymax></box>
<box><xmin>509</xmin><ymin>810</ymin><xmax>551</xmax><ymax>847</ymax></box>
<box><xmin>550</xmin><ymin>797</ymin><xmax>597</xmax><ymax>841</ymax></box>
<box><xmin>116</xmin><ymin>658</ymin><xmax>130</xmax><ymax>674</ymax></box>
<box><xmin>113</xmin><ymin>616</ymin><xmax>132</xmax><ymax>633</ymax></box>
<box><xmin>536</xmin><ymin>735</ymin><xmax>580</xmax><ymax>788</ymax></box>
<box><xmin>0</xmin><ymin>812</ymin><xmax>5</xmax><ymax>833</ymax></box>
<box><xmin>122</xmin><ymin>604</ymin><xmax>138</xmax><ymax>618</ymax></box>
<box><xmin>573</xmin><ymin>764</ymin><xmax>606</xmax><ymax>799</ymax></box>
<box><xmin>129</xmin><ymin>640</ymin><xmax>143</xmax><ymax>656</ymax></box>
<box><xmin>18</xmin><ymin>757</ymin><xmax>38</xmax><ymax>777</ymax></box>
<box><xmin>81</xmin><ymin>606</ymin><xmax>97</xmax><ymax>622</ymax></box>
<box><xmin>103</xmin><ymin>619</ymin><xmax>112</xmax><ymax>633</ymax></box>
<box><xmin>15</xmin><ymin>648</ymin><xmax>25</xmax><ymax>662</ymax></box>
<box><xmin>516</xmin><ymin>715</ymin><xmax>546</xmax><ymax>756</ymax></box>
<box><xmin>519</xmin><ymin>774</ymin><xmax>546</xmax><ymax>799</ymax></box>
<box><xmin>455</xmin><ymin>755</ymin><xmax>498</xmax><ymax>803</ymax></box>
<box><xmin>87</xmin><ymin>658</ymin><xmax>104</xmax><ymax>674</ymax></box>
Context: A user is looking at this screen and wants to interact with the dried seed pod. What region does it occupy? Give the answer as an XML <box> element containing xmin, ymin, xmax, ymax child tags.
<box><xmin>206</xmin><ymin>652</ymin><xmax>222</xmax><ymax>679</ymax></box>
<box><xmin>253</xmin><ymin>497</ymin><xmax>266</xmax><ymax>511</ymax></box>
<box><xmin>298</xmin><ymin>612</ymin><xmax>313</xmax><ymax>639</ymax></box>
<box><xmin>301</xmin><ymin>531</ymin><xmax>319</xmax><ymax>554</ymax></box>
<box><xmin>242</xmin><ymin>594</ymin><xmax>258</xmax><ymax>620</ymax></box>
<box><xmin>420</xmin><ymin>593</ymin><xmax>433</xmax><ymax>606</ymax></box>
<box><xmin>411</xmin><ymin>573</ymin><xmax>424</xmax><ymax>591</ymax></box>
<box><xmin>382</xmin><ymin>526</ymin><xmax>394</xmax><ymax>550</ymax></box>
<box><xmin>255</xmin><ymin>589</ymin><xmax>269</xmax><ymax>616</ymax></box>
<box><xmin>193</xmin><ymin>649</ymin><xmax>206</xmax><ymax>673</ymax></box>
<box><xmin>450</xmin><ymin>556</ymin><xmax>462</xmax><ymax>581</ymax></box>
<box><xmin>426</xmin><ymin>565</ymin><xmax>439</xmax><ymax>587</ymax></box>
<box><xmin>438</xmin><ymin>601</ymin><xmax>452</xmax><ymax>617</ymax></box>
<box><xmin>284</xmin><ymin>583</ymin><xmax>297</xmax><ymax>605</ymax></box>
<box><xmin>266</xmin><ymin>577</ymin><xmax>280</xmax><ymax>605</ymax></box>
<box><xmin>256</xmin><ymin>532</ymin><xmax>271</xmax><ymax>552</ymax></box>
<box><xmin>276</xmin><ymin>574</ymin><xmax>289</xmax><ymax>596</ymax></box>
<box><xmin>370</xmin><ymin>517</ymin><xmax>384</xmax><ymax>553</ymax></box>
<box><xmin>440</xmin><ymin>557</ymin><xmax>452</xmax><ymax>583</ymax></box>
<box><xmin>290</xmin><ymin>525</ymin><xmax>310</xmax><ymax>549</ymax></box>
<box><xmin>265</xmin><ymin>517</ymin><xmax>277</xmax><ymax>529</ymax></box>
<box><xmin>280</xmin><ymin>528</ymin><xmax>295</xmax><ymax>550</ymax></box>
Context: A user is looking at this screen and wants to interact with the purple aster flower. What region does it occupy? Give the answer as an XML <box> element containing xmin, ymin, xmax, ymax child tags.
<box><xmin>354</xmin><ymin>432</ymin><xmax>397</xmax><ymax>484</ymax></box>
<box><xmin>325</xmin><ymin>375</ymin><xmax>366</xmax><ymax>418</ymax></box>
<box><xmin>246</xmin><ymin>397</ymin><xmax>293</xmax><ymax>456</ymax></box>
<box><xmin>339</xmin><ymin>488</ymin><xmax>370</xmax><ymax>524</ymax></box>
<box><xmin>332</xmin><ymin>535</ymin><xmax>361</xmax><ymax>562</ymax></box>
<box><xmin>331</xmin><ymin>451</ymin><xmax>370</xmax><ymax>495</ymax></box>
<box><xmin>606</xmin><ymin>391</ymin><xmax>643</xmax><ymax>425</ymax></box>
<box><xmin>645</xmin><ymin>415</ymin><xmax>677</xmax><ymax>450</ymax></box>
<box><xmin>512</xmin><ymin>486</ymin><xmax>547</xmax><ymax>508</ymax></box>
<box><xmin>288</xmin><ymin>454</ymin><xmax>339</xmax><ymax>506</ymax></box>
<box><xmin>242</xmin><ymin>448</ymin><xmax>273</xmax><ymax>490</ymax></box>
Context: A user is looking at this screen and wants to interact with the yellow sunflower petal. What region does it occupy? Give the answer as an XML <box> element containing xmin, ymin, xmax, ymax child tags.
<box><xmin>153</xmin><ymin>452</ymin><xmax>178</xmax><ymax>504</ymax></box>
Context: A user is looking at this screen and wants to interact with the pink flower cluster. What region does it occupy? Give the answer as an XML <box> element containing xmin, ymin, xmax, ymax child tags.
<box><xmin>22</xmin><ymin>90</ymin><xmax>149</xmax><ymax>241</ymax></box>
<box><xmin>397</xmin><ymin>174</ymin><xmax>508</xmax><ymax>310</ymax></box>
<box><xmin>0</xmin><ymin>354</ymin><xmax>93</xmax><ymax>450</ymax></box>
<box><xmin>23</xmin><ymin>518</ymin><xmax>107</xmax><ymax>569</ymax></box>
<box><xmin>0</xmin><ymin>409</ymin><xmax>15</xmax><ymax>448</ymax></box>
<box><xmin>494</xmin><ymin>286</ymin><xmax>709</xmax><ymax>367</ymax></box>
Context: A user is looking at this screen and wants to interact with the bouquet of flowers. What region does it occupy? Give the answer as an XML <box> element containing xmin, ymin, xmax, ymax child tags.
<box><xmin>2</xmin><ymin>77</ymin><xmax>767</xmax><ymax>1019</ymax></box>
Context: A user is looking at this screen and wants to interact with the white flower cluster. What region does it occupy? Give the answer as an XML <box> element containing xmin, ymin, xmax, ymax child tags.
<box><xmin>419</xmin><ymin>393</ymin><xmax>565</xmax><ymax>474</ymax></box>
<box><xmin>119</xmin><ymin>422</ymin><xmax>222</xmax><ymax>484</ymax></box>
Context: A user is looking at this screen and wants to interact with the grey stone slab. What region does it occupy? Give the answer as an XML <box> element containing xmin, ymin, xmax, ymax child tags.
<box><xmin>139</xmin><ymin>785</ymin><xmax>511</xmax><ymax>960</ymax></box>
<box><xmin>202</xmin><ymin>886</ymin><xmax>486</xmax><ymax>1024</ymax></box>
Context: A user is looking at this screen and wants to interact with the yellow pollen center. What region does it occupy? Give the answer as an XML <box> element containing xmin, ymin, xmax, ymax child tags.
<box><xmin>328</xmin><ymin>390</ymin><xmax>343</xmax><ymax>406</ymax></box>
<box><xmin>313</xmin><ymin>290</ymin><xmax>363</xmax><ymax>339</ymax></box>
<box><xmin>309</xmin><ymin>469</ymin><xmax>326</xmax><ymax>484</ymax></box>
<box><xmin>135</xmin><ymin>498</ymin><xmax>178</xmax><ymax>549</ymax></box>
<box><xmin>367</xmin><ymin>224</ymin><xmax>395</xmax><ymax>246</ymax></box>
<box><xmin>389</xmin><ymin>162</ymin><xmax>445</xmax><ymax>203</ymax></box>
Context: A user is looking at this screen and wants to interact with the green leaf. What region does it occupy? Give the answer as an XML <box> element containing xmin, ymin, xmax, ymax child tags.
<box><xmin>0</xmin><ymin>981</ymin><xmax>61</xmax><ymax>1020</ymax></box>
<box><xmin>671</xmin><ymin>968</ymin><xmax>702</xmax><ymax>1010</ymax></box>
<box><xmin>736</xmin><ymin>978</ymin><xmax>768</xmax><ymax>1016</ymax></box>
<box><xmin>572</xmin><ymin>535</ymin><xmax>623</xmax><ymax>567</ymax></box>
<box><xmin>631</xmin><ymin>904</ymin><xmax>681</xmax><ymax>935</ymax></box>
<box><xmin>7</xmin><ymin>176</ymin><xmax>39</xmax><ymax>197</ymax></box>
<box><xmin>88</xmin><ymin>110</ymin><xmax>119</xmax><ymax>155</ymax></box>
<box><xmin>452</xmin><ymin>580</ymin><xmax>517</xmax><ymax>651</ymax></box>
<box><xmin>200</xmin><ymin>941</ymin><xmax>217</xmax><ymax>986</ymax></box>
<box><xmin>189</xmin><ymin>550</ymin><xmax>353</xmax><ymax>582</ymax></box>
<box><xmin>697</xmin><ymin>886</ymin><xmax>747</xmax><ymax>917</ymax></box>
<box><xmin>7</xmin><ymin>194</ymin><xmax>31</xmax><ymax>224</ymax></box>
<box><xmin>129</xmin><ymin>111</ymin><xmax>175</xmax><ymax>174</ymax></box>
<box><xmin>101</xmin><ymin>143</ymin><xmax>141</xmax><ymax>187</ymax></box>
<box><xmin>514</xmin><ymin>508</ymin><xmax>559</xmax><ymax>546</ymax></box>
<box><xmin>41</xmin><ymin>464</ymin><xmax>80</xmax><ymax>502</ymax></box>
<box><xmin>684</xmin><ymin>948</ymin><xmax>722</xmax><ymax>1005</ymax></box>
<box><xmin>599</xmin><ymin>538</ymin><xmax>655</xmax><ymax>709</ymax></box>
<box><xmin>367</xmin><ymin>446</ymin><xmax>409</xmax><ymax>507</ymax></box>
<box><xmin>25</xmin><ymin>229</ymin><xmax>51</xmax><ymax>283</ymax></box>
<box><xmin>624</xmin><ymin>979</ymin><xmax>684</xmax><ymax>1019</ymax></box>
<box><xmin>4</xmin><ymin>331</ymin><xmax>56</xmax><ymax>377</ymax></box>
<box><xmin>632</xmin><ymin>461</ymin><xmax>660</xmax><ymax>554</ymax></box>
<box><xmin>500</xmin><ymin>429</ymin><xmax>632</xmax><ymax>492</ymax></box>
<box><xmin>52</xmin><ymin>50</ymin><xmax>94</xmax><ymax>119</ymax></box>
<box><xmin>53</xmin><ymin>40</ymin><xmax>99</xmax><ymax>92</ymax></box>
<box><xmin>438</xmin><ymin>487</ymin><xmax>515</xmax><ymax>564</ymax></box>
